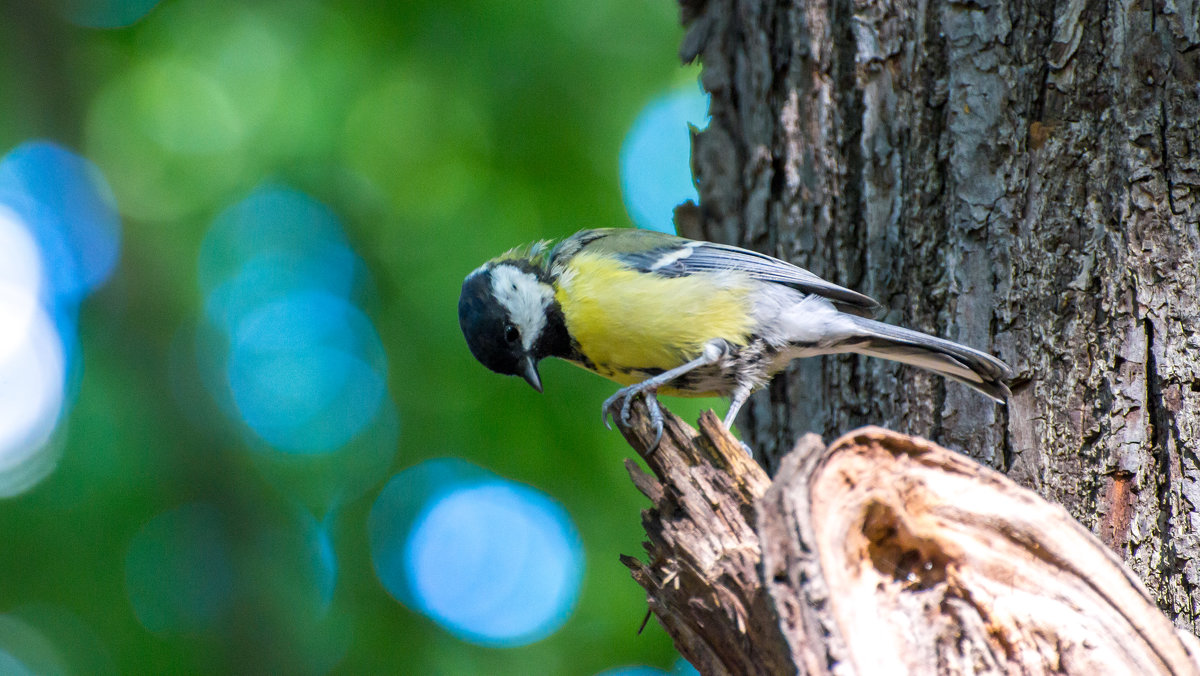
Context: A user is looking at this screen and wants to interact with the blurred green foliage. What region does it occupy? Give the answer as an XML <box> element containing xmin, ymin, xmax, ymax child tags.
<box><xmin>0</xmin><ymin>0</ymin><xmax>718</xmax><ymax>673</ymax></box>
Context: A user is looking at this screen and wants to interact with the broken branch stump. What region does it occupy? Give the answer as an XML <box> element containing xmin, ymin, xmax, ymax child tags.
<box><xmin>616</xmin><ymin>405</ymin><xmax>1200</xmax><ymax>675</ymax></box>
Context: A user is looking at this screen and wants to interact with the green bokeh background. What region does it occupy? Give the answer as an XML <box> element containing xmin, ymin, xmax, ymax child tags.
<box><xmin>0</xmin><ymin>0</ymin><xmax>720</xmax><ymax>673</ymax></box>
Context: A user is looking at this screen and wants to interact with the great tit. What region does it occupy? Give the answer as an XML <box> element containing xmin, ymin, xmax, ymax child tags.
<box><xmin>458</xmin><ymin>228</ymin><xmax>1011</xmax><ymax>446</ymax></box>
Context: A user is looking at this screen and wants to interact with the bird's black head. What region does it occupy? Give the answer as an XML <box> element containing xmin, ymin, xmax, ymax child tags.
<box><xmin>458</xmin><ymin>262</ymin><xmax>556</xmax><ymax>392</ymax></box>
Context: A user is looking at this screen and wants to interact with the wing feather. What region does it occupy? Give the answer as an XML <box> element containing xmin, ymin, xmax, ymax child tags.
<box><xmin>556</xmin><ymin>228</ymin><xmax>879</xmax><ymax>314</ymax></box>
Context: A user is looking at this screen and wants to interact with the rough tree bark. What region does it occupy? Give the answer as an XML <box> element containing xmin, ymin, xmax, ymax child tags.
<box><xmin>675</xmin><ymin>0</ymin><xmax>1200</xmax><ymax>632</ymax></box>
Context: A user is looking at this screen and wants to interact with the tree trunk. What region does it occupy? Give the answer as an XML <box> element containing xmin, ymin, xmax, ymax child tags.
<box><xmin>677</xmin><ymin>0</ymin><xmax>1200</xmax><ymax>632</ymax></box>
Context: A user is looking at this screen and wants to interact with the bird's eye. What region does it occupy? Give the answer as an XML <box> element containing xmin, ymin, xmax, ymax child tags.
<box><xmin>504</xmin><ymin>324</ymin><xmax>519</xmax><ymax>344</ymax></box>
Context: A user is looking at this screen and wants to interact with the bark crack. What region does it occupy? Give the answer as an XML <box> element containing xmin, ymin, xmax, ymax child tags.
<box><xmin>1143</xmin><ymin>317</ymin><xmax>1190</xmax><ymax>624</ymax></box>
<box><xmin>1144</xmin><ymin>318</ymin><xmax>1163</xmax><ymax>473</ymax></box>
<box><xmin>1158</xmin><ymin>99</ymin><xmax>1181</xmax><ymax>216</ymax></box>
<box><xmin>831</xmin><ymin>0</ymin><xmax>865</xmax><ymax>292</ymax></box>
<box><xmin>1151</xmin><ymin>0</ymin><xmax>1182</xmax><ymax>220</ymax></box>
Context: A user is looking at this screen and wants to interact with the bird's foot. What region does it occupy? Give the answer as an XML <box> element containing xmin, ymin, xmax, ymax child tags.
<box><xmin>601</xmin><ymin>384</ymin><xmax>665</xmax><ymax>450</ymax></box>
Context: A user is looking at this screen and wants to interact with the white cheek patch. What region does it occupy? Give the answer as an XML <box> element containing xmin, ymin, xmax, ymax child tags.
<box><xmin>489</xmin><ymin>265</ymin><xmax>552</xmax><ymax>351</ymax></box>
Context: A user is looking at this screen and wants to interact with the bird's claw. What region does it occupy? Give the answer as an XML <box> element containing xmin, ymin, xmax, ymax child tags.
<box><xmin>601</xmin><ymin>392</ymin><xmax>619</xmax><ymax>430</ymax></box>
<box><xmin>601</xmin><ymin>385</ymin><xmax>666</xmax><ymax>451</ymax></box>
<box><xmin>646</xmin><ymin>397</ymin><xmax>664</xmax><ymax>450</ymax></box>
<box><xmin>601</xmin><ymin>387</ymin><xmax>633</xmax><ymax>430</ymax></box>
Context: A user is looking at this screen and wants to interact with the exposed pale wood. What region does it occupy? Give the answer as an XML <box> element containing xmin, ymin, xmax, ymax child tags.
<box><xmin>761</xmin><ymin>426</ymin><xmax>1200</xmax><ymax>675</ymax></box>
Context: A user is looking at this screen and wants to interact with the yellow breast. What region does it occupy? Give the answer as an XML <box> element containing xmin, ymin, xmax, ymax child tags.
<box><xmin>554</xmin><ymin>252</ymin><xmax>754</xmax><ymax>386</ymax></box>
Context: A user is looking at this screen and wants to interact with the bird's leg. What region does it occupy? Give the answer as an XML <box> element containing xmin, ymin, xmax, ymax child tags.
<box><xmin>602</xmin><ymin>341</ymin><xmax>726</xmax><ymax>450</ymax></box>
<box><xmin>723</xmin><ymin>382</ymin><xmax>753</xmax><ymax>429</ymax></box>
<box><xmin>723</xmin><ymin>382</ymin><xmax>757</xmax><ymax>459</ymax></box>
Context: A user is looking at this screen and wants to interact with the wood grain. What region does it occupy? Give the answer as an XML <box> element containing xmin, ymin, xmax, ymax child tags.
<box><xmin>618</xmin><ymin>406</ymin><xmax>1200</xmax><ymax>674</ymax></box>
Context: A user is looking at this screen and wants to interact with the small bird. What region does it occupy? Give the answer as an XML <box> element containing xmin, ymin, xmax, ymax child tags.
<box><xmin>458</xmin><ymin>228</ymin><xmax>1011</xmax><ymax>447</ymax></box>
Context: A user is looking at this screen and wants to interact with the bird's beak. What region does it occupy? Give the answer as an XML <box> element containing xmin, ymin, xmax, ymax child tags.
<box><xmin>522</xmin><ymin>357</ymin><xmax>543</xmax><ymax>393</ymax></box>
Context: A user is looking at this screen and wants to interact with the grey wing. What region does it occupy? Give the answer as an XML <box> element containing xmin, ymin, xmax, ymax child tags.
<box><xmin>618</xmin><ymin>238</ymin><xmax>880</xmax><ymax>315</ymax></box>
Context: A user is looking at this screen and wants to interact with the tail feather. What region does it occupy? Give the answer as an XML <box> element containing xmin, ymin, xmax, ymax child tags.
<box><xmin>838</xmin><ymin>316</ymin><xmax>1013</xmax><ymax>402</ymax></box>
